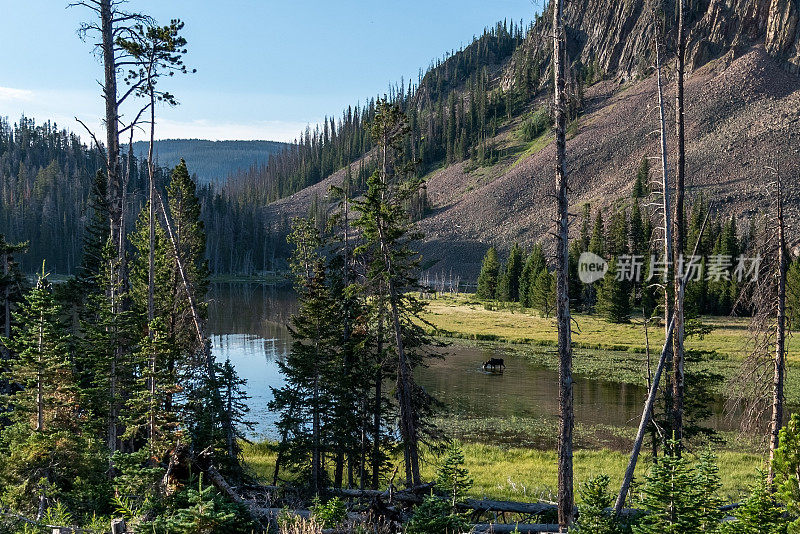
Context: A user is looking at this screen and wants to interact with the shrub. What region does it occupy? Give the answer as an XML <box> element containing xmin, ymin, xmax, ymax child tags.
<box><xmin>405</xmin><ymin>495</ymin><xmax>470</xmax><ymax>534</ymax></box>
<box><xmin>311</xmin><ymin>496</ymin><xmax>347</xmax><ymax>528</ymax></box>
<box><xmin>521</xmin><ymin>108</ymin><xmax>552</xmax><ymax>141</ymax></box>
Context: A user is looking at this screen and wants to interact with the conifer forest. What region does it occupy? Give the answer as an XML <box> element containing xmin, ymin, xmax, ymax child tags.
<box><xmin>4</xmin><ymin>0</ymin><xmax>800</xmax><ymax>532</ymax></box>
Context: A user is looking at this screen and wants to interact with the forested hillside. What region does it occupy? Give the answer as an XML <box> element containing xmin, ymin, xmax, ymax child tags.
<box><xmin>0</xmin><ymin>116</ymin><xmax>282</xmax><ymax>275</ymax></box>
<box><xmin>0</xmin><ymin>116</ymin><xmax>136</xmax><ymax>273</ymax></box>
<box><xmin>131</xmin><ymin>139</ymin><xmax>288</xmax><ymax>184</ymax></box>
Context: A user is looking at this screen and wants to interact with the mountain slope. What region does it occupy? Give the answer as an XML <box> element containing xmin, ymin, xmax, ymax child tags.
<box><xmin>417</xmin><ymin>45</ymin><xmax>800</xmax><ymax>278</ymax></box>
<box><xmin>132</xmin><ymin>139</ymin><xmax>289</xmax><ymax>184</ymax></box>
<box><xmin>259</xmin><ymin>0</ymin><xmax>800</xmax><ymax>280</ymax></box>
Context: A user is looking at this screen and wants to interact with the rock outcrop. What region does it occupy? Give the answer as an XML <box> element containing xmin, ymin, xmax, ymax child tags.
<box><xmin>509</xmin><ymin>0</ymin><xmax>800</xmax><ymax>83</ymax></box>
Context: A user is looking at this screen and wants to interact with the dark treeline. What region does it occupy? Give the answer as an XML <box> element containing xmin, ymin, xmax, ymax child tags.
<box><xmin>0</xmin><ymin>116</ymin><xmax>121</xmax><ymax>274</ymax></box>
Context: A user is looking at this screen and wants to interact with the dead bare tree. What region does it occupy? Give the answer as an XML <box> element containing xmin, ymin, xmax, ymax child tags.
<box><xmin>729</xmin><ymin>171</ymin><xmax>787</xmax><ymax>487</ymax></box>
<box><xmin>72</xmin><ymin>0</ymin><xmax>152</xmax><ymax>457</ymax></box>
<box><xmin>552</xmin><ymin>0</ymin><xmax>574</xmax><ymax>529</ymax></box>
<box><xmin>672</xmin><ymin>0</ymin><xmax>687</xmax><ymax>452</ymax></box>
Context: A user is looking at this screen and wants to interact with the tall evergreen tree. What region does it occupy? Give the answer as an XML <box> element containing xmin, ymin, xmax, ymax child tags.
<box><xmin>632</xmin><ymin>157</ymin><xmax>650</xmax><ymax>198</ymax></box>
<box><xmin>476</xmin><ymin>247</ymin><xmax>501</xmax><ymax>300</ymax></box>
<box><xmin>498</xmin><ymin>243</ymin><xmax>524</xmax><ymax>302</ymax></box>
<box><xmin>270</xmin><ymin>218</ymin><xmax>340</xmax><ymax>493</ymax></box>
<box><xmin>520</xmin><ymin>244</ymin><xmax>546</xmax><ymax>308</ymax></box>
<box><xmin>353</xmin><ymin>99</ymin><xmax>438</xmax><ymax>487</ymax></box>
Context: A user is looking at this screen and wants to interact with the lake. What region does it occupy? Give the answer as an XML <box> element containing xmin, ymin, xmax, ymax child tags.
<box><xmin>207</xmin><ymin>282</ymin><xmax>738</xmax><ymax>441</ymax></box>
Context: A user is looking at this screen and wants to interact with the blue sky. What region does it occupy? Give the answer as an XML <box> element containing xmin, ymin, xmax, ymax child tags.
<box><xmin>0</xmin><ymin>0</ymin><xmax>538</xmax><ymax>142</ymax></box>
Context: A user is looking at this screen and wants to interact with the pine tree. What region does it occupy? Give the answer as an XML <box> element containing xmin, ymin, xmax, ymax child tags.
<box><xmin>520</xmin><ymin>244</ymin><xmax>546</xmax><ymax>308</ymax></box>
<box><xmin>270</xmin><ymin>217</ymin><xmax>340</xmax><ymax>493</ymax></box>
<box><xmin>436</xmin><ymin>442</ymin><xmax>473</xmax><ymax>509</ymax></box>
<box><xmin>476</xmin><ymin>247</ymin><xmax>501</xmax><ymax>300</ymax></box>
<box><xmin>720</xmin><ymin>476</ymin><xmax>786</xmax><ymax>534</ymax></box>
<box><xmin>353</xmin><ymin>99</ymin><xmax>437</xmax><ymax>487</ymax></box>
<box><xmin>597</xmin><ymin>259</ymin><xmax>631</xmax><ymax>323</ymax></box>
<box><xmin>498</xmin><ymin>243</ymin><xmax>524</xmax><ymax>302</ymax></box>
<box><xmin>632</xmin><ymin>157</ymin><xmax>650</xmax><ymax>198</ymax></box>
<box><xmin>531</xmin><ymin>268</ymin><xmax>556</xmax><ymax>317</ymax></box>
<box><xmin>607</xmin><ymin>208</ymin><xmax>629</xmax><ymax>258</ymax></box>
<box><xmin>79</xmin><ymin>241</ymin><xmax>139</xmax><ymax>449</ymax></box>
<box><xmin>693</xmin><ymin>451</ymin><xmax>724</xmax><ymax>531</ymax></box>
<box><xmin>165</xmin><ymin>160</ymin><xmax>210</xmax><ymax>356</ymax></box>
<box><xmin>579</xmin><ymin>204</ymin><xmax>592</xmax><ymax>251</ymax></box>
<box><xmin>572</xmin><ymin>475</ymin><xmax>621</xmax><ymax>534</ymax></box>
<box><xmin>0</xmin><ymin>270</ymin><xmax>108</xmax><ymax>518</ymax></box>
<box><xmin>633</xmin><ymin>441</ymin><xmax>723</xmax><ymax>534</ymax></box>
<box><xmin>589</xmin><ymin>210</ymin><xmax>606</xmax><ymax>257</ymax></box>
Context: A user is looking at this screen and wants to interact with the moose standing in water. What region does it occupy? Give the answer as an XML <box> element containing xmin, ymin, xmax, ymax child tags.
<box><xmin>483</xmin><ymin>358</ymin><xmax>505</xmax><ymax>372</ymax></box>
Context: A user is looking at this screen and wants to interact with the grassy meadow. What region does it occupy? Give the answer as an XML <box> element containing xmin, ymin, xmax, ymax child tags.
<box><xmin>241</xmin><ymin>441</ymin><xmax>763</xmax><ymax>503</ymax></box>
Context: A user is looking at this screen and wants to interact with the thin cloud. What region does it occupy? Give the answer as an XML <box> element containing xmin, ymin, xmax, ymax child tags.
<box><xmin>0</xmin><ymin>86</ymin><xmax>34</xmax><ymax>102</ymax></box>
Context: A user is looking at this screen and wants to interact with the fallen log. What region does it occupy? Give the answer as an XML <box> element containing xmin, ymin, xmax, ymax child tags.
<box><xmin>458</xmin><ymin>499</ymin><xmax>562</xmax><ymax>516</ymax></box>
<box><xmin>333</xmin><ymin>483</ymin><xmax>434</xmax><ymax>504</ymax></box>
<box><xmin>472</xmin><ymin>523</ymin><xmax>560</xmax><ymax>533</ymax></box>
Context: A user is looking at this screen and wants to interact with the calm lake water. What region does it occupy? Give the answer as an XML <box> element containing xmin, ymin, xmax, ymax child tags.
<box><xmin>207</xmin><ymin>283</ymin><xmax>736</xmax><ymax>441</ymax></box>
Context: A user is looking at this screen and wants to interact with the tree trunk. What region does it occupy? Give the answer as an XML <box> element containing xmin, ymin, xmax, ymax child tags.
<box><xmin>388</xmin><ymin>286</ymin><xmax>420</xmax><ymax>487</ymax></box>
<box><xmin>615</xmin><ymin>209</ymin><xmax>710</xmax><ymax>514</ymax></box>
<box><xmin>100</xmin><ymin>0</ymin><xmax>121</xmax><ymax>260</ymax></box>
<box><xmin>553</xmin><ymin>0</ymin><xmax>574</xmax><ymax>528</ymax></box>
<box><xmin>672</xmin><ymin>0</ymin><xmax>686</xmax><ymax>452</ymax></box>
<box><xmin>655</xmin><ymin>18</ymin><xmax>674</xmax><ymax>452</ymax></box>
<box><xmin>372</xmin><ymin>309</ymin><xmax>383</xmax><ymax>490</ymax></box>
<box><xmin>768</xmin><ymin>177</ymin><xmax>787</xmax><ymax>487</ymax></box>
<box><xmin>100</xmin><ymin>0</ymin><xmax>122</xmax><ymax>458</ymax></box>
<box><xmin>147</xmin><ymin>86</ymin><xmax>157</xmax><ymax>448</ymax></box>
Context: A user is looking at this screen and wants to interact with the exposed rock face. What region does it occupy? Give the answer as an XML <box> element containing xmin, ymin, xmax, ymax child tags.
<box><xmin>765</xmin><ymin>0</ymin><xmax>800</xmax><ymax>72</ymax></box>
<box><xmin>512</xmin><ymin>0</ymin><xmax>800</xmax><ymax>81</ymax></box>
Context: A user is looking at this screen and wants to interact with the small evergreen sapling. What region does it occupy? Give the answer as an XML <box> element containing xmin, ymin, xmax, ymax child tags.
<box><xmin>436</xmin><ymin>442</ymin><xmax>473</xmax><ymax>508</ymax></box>
<box><xmin>720</xmin><ymin>474</ymin><xmax>786</xmax><ymax>534</ymax></box>
<box><xmin>572</xmin><ymin>474</ymin><xmax>621</xmax><ymax>534</ymax></box>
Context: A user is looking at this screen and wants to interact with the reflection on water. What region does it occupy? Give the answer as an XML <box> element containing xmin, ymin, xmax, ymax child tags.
<box><xmin>208</xmin><ymin>283</ymin><xmax>295</xmax><ymax>439</ymax></box>
<box><xmin>207</xmin><ymin>283</ymin><xmax>740</xmax><ymax>441</ymax></box>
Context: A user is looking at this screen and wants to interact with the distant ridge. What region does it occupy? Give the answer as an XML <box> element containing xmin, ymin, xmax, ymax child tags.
<box><xmin>132</xmin><ymin>138</ymin><xmax>289</xmax><ymax>184</ymax></box>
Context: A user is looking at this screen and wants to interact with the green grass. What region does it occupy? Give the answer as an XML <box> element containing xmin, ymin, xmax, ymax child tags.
<box><xmin>421</xmin><ymin>295</ymin><xmax>798</xmax><ymax>361</ymax></box>
<box><xmin>241</xmin><ymin>441</ymin><xmax>762</xmax><ymax>503</ymax></box>
<box><xmin>510</xmin><ymin>133</ymin><xmax>553</xmax><ymax>169</ymax></box>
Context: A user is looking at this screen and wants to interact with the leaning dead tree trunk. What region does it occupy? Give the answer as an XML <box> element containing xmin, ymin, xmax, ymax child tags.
<box><xmin>672</xmin><ymin>0</ymin><xmax>687</xmax><ymax>452</ymax></box>
<box><xmin>614</xmin><ymin>208</ymin><xmax>711</xmax><ymax>514</ymax></box>
<box><xmin>154</xmin><ymin>190</ymin><xmax>236</xmax><ymax>461</ymax></box>
<box><xmin>552</xmin><ymin>0</ymin><xmax>574</xmax><ymax>529</ymax></box>
<box><xmin>768</xmin><ymin>174</ymin><xmax>787</xmax><ymax>486</ymax></box>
